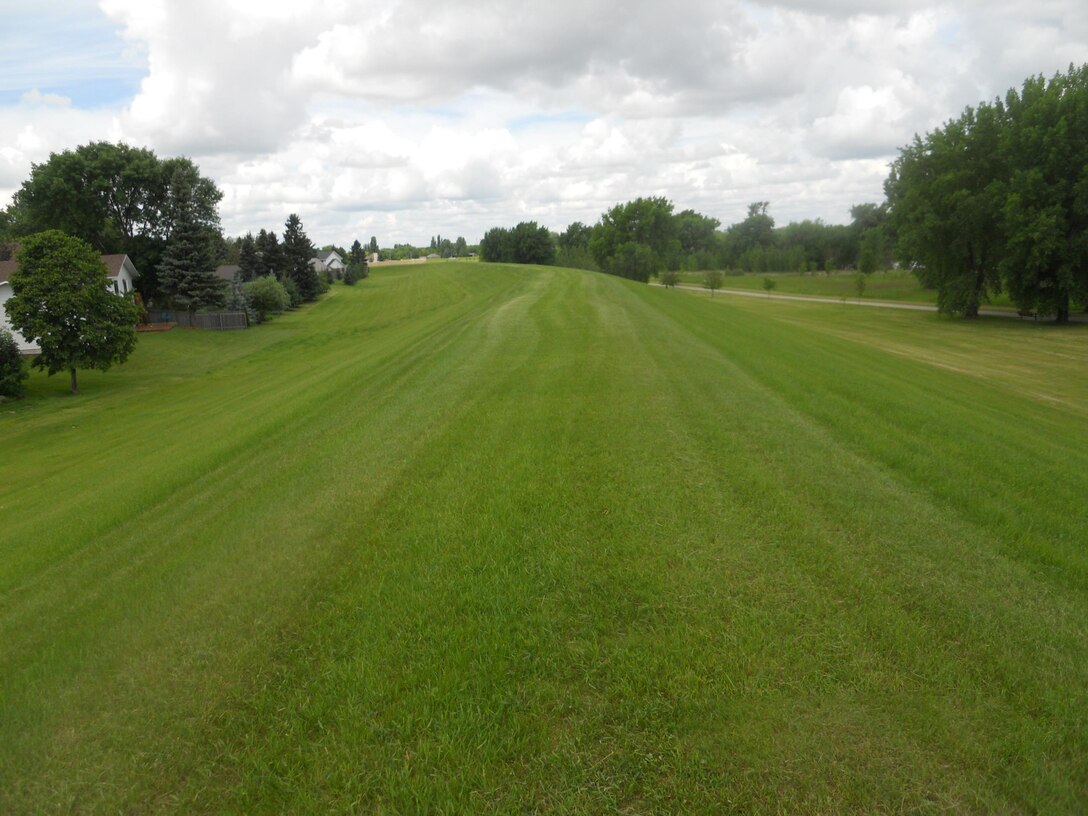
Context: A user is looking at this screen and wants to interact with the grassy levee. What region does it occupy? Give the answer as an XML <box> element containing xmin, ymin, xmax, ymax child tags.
<box><xmin>1</xmin><ymin>262</ymin><xmax>1086</xmax><ymax>812</ymax></box>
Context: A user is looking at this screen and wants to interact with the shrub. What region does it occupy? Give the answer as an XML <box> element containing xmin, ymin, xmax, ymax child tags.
<box><xmin>703</xmin><ymin>269</ymin><xmax>724</xmax><ymax>295</ymax></box>
<box><xmin>660</xmin><ymin>269</ymin><xmax>681</xmax><ymax>288</ymax></box>
<box><xmin>0</xmin><ymin>328</ymin><xmax>27</xmax><ymax>399</ymax></box>
<box><xmin>244</xmin><ymin>275</ymin><xmax>291</xmax><ymax>323</ymax></box>
<box><xmin>281</xmin><ymin>275</ymin><xmax>303</xmax><ymax>308</ymax></box>
<box><xmin>343</xmin><ymin>261</ymin><xmax>368</xmax><ymax>285</ymax></box>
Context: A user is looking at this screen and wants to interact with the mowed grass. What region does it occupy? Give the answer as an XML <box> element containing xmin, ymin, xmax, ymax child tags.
<box><xmin>675</xmin><ymin>269</ymin><xmax>1021</xmax><ymax>307</ymax></box>
<box><xmin>1</xmin><ymin>262</ymin><xmax>1086</xmax><ymax>813</ymax></box>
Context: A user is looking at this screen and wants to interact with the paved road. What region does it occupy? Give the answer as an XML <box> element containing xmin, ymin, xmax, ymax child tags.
<box><xmin>655</xmin><ymin>283</ymin><xmax>1087</xmax><ymax>322</ymax></box>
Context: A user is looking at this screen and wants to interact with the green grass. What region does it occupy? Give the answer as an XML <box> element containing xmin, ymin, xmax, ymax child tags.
<box><xmin>675</xmin><ymin>269</ymin><xmax>1020</xmax><ymax>307</ymax></box>
<box><xmin>2</xmin><ymin>263</ymin><xmax>1086</xmax><ymax>813</ymax></box>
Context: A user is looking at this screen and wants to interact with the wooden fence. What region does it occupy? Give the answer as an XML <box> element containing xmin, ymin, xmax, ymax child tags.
<box><xmin>147</xmin><ymin>310</ymin><xmax>248</xmax><ymax>330</ymax></box>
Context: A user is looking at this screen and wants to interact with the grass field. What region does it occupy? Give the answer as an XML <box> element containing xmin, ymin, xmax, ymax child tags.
<box><xmin>2</xmin><ymin>262</ymin><xmax>1086</xmax><ymax>813</ymax></box>
<box><xmin>675</xmin><ymin>269</ymin><xmax>1021</xmax><ymax>307</ymax></box>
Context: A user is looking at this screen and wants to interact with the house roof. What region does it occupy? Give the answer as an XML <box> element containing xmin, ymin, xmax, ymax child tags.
<box><xmin>102</xmin><ymin>254</ymin><xmax>139</xmax><ymax>278</ymax></box>
<box><xmin>0</xmin><ymin>254</ymin><xmax>137</xmax><ymax>283</ymax></box>
<box><xmin>214</xmin><ymin>264</ymin><xmax>241</xmax><ymax>281</ymax></box>
<box><xmin>318</xmin><ymin>250</ymin><xmax>341</xmax><ymax>262</ymax></box>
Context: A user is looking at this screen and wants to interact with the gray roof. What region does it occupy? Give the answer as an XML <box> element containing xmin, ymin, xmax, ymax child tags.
<box><xmin>214</xmin><ymin>265</ymin><xmax>241</xmax><ymax>281</ymax></box>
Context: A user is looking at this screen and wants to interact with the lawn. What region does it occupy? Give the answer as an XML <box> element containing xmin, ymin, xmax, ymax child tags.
<box><xmin>676</xmin><ymin>268</ymin><xmax>1018</xmax><ymax>307</ymax></box>
<box><xmin>2</xmin><ymin>262</ymin><xmax>1086</xmax><ymax>813</ymax></box>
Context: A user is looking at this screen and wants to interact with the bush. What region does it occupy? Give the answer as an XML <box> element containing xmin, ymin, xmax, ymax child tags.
<box><xmin>244</xmin><ymin>275</ymin><xmax>291</xmax><ymax>323</ymax></box>
<box><xmin>281</xmin><ymin>275</ymin><xmax>303</xmax><ymax>308</ymax></box>
<box><xmin>0</xmin><ymin>328</ymin><xmax>27</xmax><ymax>399</ymax></box>
<box><xmin>343</xmin><ymin>261</ymin><xmax>368</xmax><ymax>285</ymax></box>
<box><xmin>660</xmin><ymin>269</ymin><xmax>681</xmax><ymax>288</ymax></box>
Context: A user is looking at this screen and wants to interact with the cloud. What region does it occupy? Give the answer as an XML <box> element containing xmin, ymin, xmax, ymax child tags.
<box><xmin>20</xmin><ymin>89</ymin><xmax>73</xmax><ymax>108</ymax></box>
<box><xmin>1</xmin><ymin>0</ymin><xmax>1087</xmax><ymax>245</ymax></box>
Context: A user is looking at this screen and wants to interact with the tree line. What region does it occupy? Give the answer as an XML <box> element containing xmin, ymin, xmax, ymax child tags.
<box><xmin>479</xmin><ymin>198</ymin><xmax>890</xmax><ymax>283</ymax></box>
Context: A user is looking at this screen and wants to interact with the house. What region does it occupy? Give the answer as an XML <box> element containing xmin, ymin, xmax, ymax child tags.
<box><xmin>0</xmin><ymin>253</ymin><xmax>140</xmax><ymax>353</ymax></box>
<box><xmin>214</xmin><ymin>264</ymin><xmax>241</xmax><ymax>284</ymax></box>
<box><xmin>309</xmin><ymin>250</ymin><xmax>345</xmax><ymax>278</ymax></box>
<box><xmin>102</xmin><ymin>255</ymin><xmax>140</xmax><ymax>296</ymax></box>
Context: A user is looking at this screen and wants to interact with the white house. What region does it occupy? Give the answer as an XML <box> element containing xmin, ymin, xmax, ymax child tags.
<box><xmin>309</xmin><ymin>250</ymin><xmax>345</xmax><ymax>277</ymax></box>
<box><xmin>0</xmin><ymin>253</ymin><xmax>140</xmax><ymax>353</ymax></box>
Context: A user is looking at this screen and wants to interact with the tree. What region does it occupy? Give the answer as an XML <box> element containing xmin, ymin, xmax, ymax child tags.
<box><xmin>349</xmin><ymin>239</ymin><xmax>364</xmax><ymax>265</ymax></box>
<box><xmin>675</xmin><ymin>209</ymin><xmax>721</xmax><ymax>255</ymax></box>
<box><xmin>660</xmin><ymin>269</ymin><xmax>681</xmax><ymax>288</ymax></box>
<box><xmin>0</xmin><ymin>328</ymin><xmax>27</xmax><ymax>398</ymax></box>
<box><xmin>703</xmin><ymin>269</ymin><xmax>723</xmax><ymax>296</ymax></box>
<box><xmin>345</xmin><ymin>239</ymin><xmax>368</xmax><ymax>284</ymax></box>
<box><xmin>478</xmin><ymin>222</ymin><xmax>555</xmax><ymax>265</ymax></box>
<box><xmin>509</xmin><ymin>221</ymin><xmax>555</xmax><ymax>265</ymax></box>
<box><xmin>886</xmin><ymin>100</ymin><xmax>1006</xmax><ymax>317</ymax></box>
<box><xmin>369</xmin><ymin>236</ymin><xmax>379</xmax><ymax>254</ymax></box>
<box><xmin>999</xmin><ymin>66</ymin><xmax>1088</xmax><ymax>322</ymax></box>
<box><xmin>610</xmin><ymin>242</ymin><xmax>657</xmax><ymax>282</ymax></box>
<box><xmin>854</xmin><ymin>272</ymin><xmax>867</xmax><ymax>300</ymax></box>
<box><xmin>237</xmin><ymin>233</ymin><xmax>261</xmax><ymax>281</ymax></box>
<box><xmin>590</xmin><ymin>197</ymin><xmax>678</xmax><ymax>279</ymax></box>
<box><xmin>729</xmin><ymin>202</ymin><xmax>775</xmax><ymax>257</ymax></box>
<box><xmin>762</xmin><ymin>277</ymin><xmax>776</xmax><ymax>296</ymax></box>
<box><xmin>7</xmin><ymin>142</ymin><xmax>222</xmax><ymax>303</ymax></box>
<box><xmin>157</xmin><ymin>172</ymin><xmax>226</xmax><ymax>315</ymax></box>
<box><xmin>479</xmin><ymin>226</ymin><xmax>510</xmax><ymax>262</ymax></box>
<box><xmin>857</xmin><ymin>228</ymin><xmax>885</xmax><ymax>275</ymax></box>
<box><xmin>243</xmin><ymin>275</ymin><xmax>291</xmax><ymax>322</ymax></box>
<box><xmin>256</xmin><ymin>229</ymin><xmax>286</xmax><ymax>278</ymax></box>
<box><xmin>5</xmin><ymin>231</ymin><xmax>138</xmax><ymax>394</ymax></box>
<box><xmin>282</xmin><ymin>214</ymin><xmax>319</xmax><ymax>301</ymax></box>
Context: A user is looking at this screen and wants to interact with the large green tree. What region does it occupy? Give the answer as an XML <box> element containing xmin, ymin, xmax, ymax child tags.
<box><xmin>479</xmin><ymin>222</ymin><xmax>555</xmax><ymax>265</ymax></box>
<box><xmin>4</xmin><ymin>231</ymin><xmax>138</xmax><ymax>394</ymax></box>
<box><xmin>590</xmin><ymin>197</ymin><xmax>678</xmax><ymax>281</ymax></box>
<box><xmin>887</xmin><ymin>64</ymin><xmax>1088</xmax><ymax>321</ymax></box>
<box><xmin>282</xmin><ymin>214</ymin><xmax>319</xmax><ymax>301</ymax></box>
<box><xmin>999</xmin><ymin>66</ymin><xmax>1088</xmax><ymax>322</ymax></box>
<box><xmin>7</xmin><ymin>142</ymin><xmax>222</xmax><ymax>303</ymax></box>
<box><xmin>886</xmin><ymin>100</ymin><xmax>1007</xmax><ymax>316</ymax></box>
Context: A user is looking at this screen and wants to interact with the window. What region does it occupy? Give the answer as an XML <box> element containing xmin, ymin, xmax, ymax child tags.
<box><xmin>113</xmin><ymin>281</ymin><xmax>119</xmax><ymax>294</ymax></box>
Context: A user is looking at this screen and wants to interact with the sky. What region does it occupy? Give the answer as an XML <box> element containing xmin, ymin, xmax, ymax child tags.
<box><xmin>1</xmin><ymin>0</ymin><xmax>1086</xmax><ymax>247</ymax></box>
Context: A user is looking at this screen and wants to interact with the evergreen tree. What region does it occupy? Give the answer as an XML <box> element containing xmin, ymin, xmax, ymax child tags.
<box><xmin>256</xmin><ymin>229</ymin><xmax>286</xmax><ymax>278</ymax></box>
<box><xmin>157</xmin><ymin>172</ymin><xmax>226</xmax><ymax>315</ymax></box>
<box><xmin>237</xmin><ymin>232</ymin><xmax>260</xmax><ymax>281</ymax></box>
<box><xmin>282</xmin><ymin>213</ymin><xmax>319</xmax><ymax>301</ymax></box>
<box><xmin>0</xmin><ymin>328</ymin><xmax>27</xmax><ymax>398</ymax></box>
<box><xmin>349</xmin><ymin>239</ymin><xmax>364</xmax><ymax>265</ymax></box>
